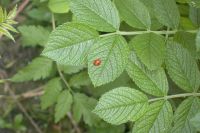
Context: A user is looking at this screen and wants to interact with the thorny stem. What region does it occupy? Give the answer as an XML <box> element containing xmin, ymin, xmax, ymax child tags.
<box><xmin>148</xmin><ymin>93</ymin><xmax>200</xmax><ymax>102</ymax></box>
<box><xmin>100</xmin><ymin>30</ymin><xmax>198</xmax><ymax>37</ymax></box>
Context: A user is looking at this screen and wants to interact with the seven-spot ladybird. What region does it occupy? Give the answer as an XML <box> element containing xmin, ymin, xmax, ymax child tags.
<box><xmin>93</xmin><ymin>58</ymin><xmax>101</xmax><ymax>66</ymax></box>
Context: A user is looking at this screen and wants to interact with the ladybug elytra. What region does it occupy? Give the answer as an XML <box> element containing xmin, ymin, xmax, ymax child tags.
<box><xmin>93</xmin><ymin>58</ymin><xmax>101</xmax><ymax>66</ymax></box>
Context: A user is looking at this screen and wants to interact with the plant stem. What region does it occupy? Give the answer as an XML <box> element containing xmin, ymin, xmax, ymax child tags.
<box><xmin>100</xmin><ymin>30</ymin><xmax>198</xmax><ymax>37</ymax></box>
<box><xmin>15</xmin><ymin>0</ymin><xmax>30</xmax><ymax>18</ymax></box>
<box><xmin>51</xmin><ymin>13</ymin><xmax>72</xmax><ymax>92</ymax></box>
<box><xmin>148</xmin><ymin>93</ymin><xmax>200</xmax><ymax>102</ymax></box>
<box><xmin>56</xmin><ymin>64</ymin><xmax>72</xmax><ymax>92</ymax></box>
<box><xmin>51</xmin><ymin>13</ymin><xmax>81</xmax><ymax>133</ymax></box>
<box><xmin>8</xmin><ymin>88</ymin><xmax>43</xmax><ymax>133</ymax></box>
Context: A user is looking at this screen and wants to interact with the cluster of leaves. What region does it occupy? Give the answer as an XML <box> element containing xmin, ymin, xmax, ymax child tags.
<box><xmin>0</xmin><ymin>5</ymin><xmax>17</xmax><ymax>41</ymax></box>
<box><xmin>7</xmin><ymin>0</ymin><xmax>200</xmax><ymax>132</ymax></box>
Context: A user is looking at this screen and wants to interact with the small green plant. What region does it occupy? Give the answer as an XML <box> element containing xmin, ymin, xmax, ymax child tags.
<box><xmin>9</xmin><ymin>0</ymin><xmax>200</xmax><ymax>132</ymax></box>
<box><xmin>0</xmin><ymin>5</ymin><xmax>17</xmax><ymax>41</ymax></box>
<box><xmin>0</xmin><ymin>114</ymin><xmax>26</xmax><ymax>133</ymax></box>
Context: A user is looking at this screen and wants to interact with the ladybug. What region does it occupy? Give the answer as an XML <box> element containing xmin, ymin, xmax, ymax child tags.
<box><xmin>93</xmin><ymin>58</ymin><xmax>101</xmax><ymax>66</ymax></box>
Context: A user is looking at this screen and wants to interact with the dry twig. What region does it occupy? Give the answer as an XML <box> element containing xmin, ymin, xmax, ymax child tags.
<box><xmin>7</xmin><ymin>86</ymin><xmax>43</xmax><ymax>133</ymax></box>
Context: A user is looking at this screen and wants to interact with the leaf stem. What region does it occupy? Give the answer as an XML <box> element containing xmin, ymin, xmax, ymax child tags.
<box><xmin>100</xmin><ymin>30</ymin><xmax>198</xmax><ymax>37</ymax></box>
<box><xmin>51</xmin><ymin>13</ymin><xmax>73</xmax><ymax>92</ymax></box>
<box><xmin>51</xmin><ymin>13</ymin><xmax>81</xmax><ymax>133</ymax></box>
<box><xmin>51</xmin><ymin>13</ymin><xmax>56</xmax><ymax>30</ymax></box>
<box><xmin>56</xmin><ymin>64</ymin><xmax>72</xmax><ymax>92</ymax></box>
<box><xmin>148</xmin><ymin>93</ymin><xmax>200</xmax><ymax>102</ymax></box>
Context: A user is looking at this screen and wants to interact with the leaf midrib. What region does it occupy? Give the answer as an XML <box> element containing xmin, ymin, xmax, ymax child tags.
<box><xmin>94</xmin><ymin>36</ymin><xmax>118</xmax><ymax>85</ymax></box>
<box><xmin>43</xmin><ymin>38</ymin><xmax>96</xmax><ymax>54</ymax></box>
<box><xmin>95</xmin><ymin>100</ymin><xmax>147</xmax><ymax>112</ymax></box>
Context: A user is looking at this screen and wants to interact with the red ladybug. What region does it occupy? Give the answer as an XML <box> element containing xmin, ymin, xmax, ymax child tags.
<box><xmin>93</xmin><ymin>58</ymin><xmax>101</xmax><ymax>66</ymax></box>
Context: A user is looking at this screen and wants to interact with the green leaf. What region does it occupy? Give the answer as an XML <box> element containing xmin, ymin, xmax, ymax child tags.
<box><xmin>41</xmin><ymin>78</ymin><xmax>62</xmax><ymax>110</ymax></box>
<box><xmin>55</xmin><ymin>90</ymin><xmax>73</xmax><ymax>123</ymax></box>
<box><xmin>126</xmin><ymin>52</ymin><xmax>169</xmax><ymax>96</ymax></box>
<box><xmin>11</xmin><ymin>57</ymin><xmax>54</xmax><ymax>82</ymax></box>
<box><xmin>172</xmin><ymin>97</ymin><xmax>200</xmax><ymax>133</ymax></box>
<box><xmin>18</xmin><ymin>25</ymin><xmax>50</xmax><ymax>47</ymax></box>
<box><xmin>69</xmin><ymin>71</ymin><xmax>91</xmax><ymax>88</ymax></box>
<box><xmin>0</xmin><ymin>6</ymin><xmax>4</xmax><ymax>22</ymax></box>
<box><xmin>73</xmin><ymin>93</ymin><xmax>100</xmax><ymax>126</ymax></box>
<box><xmin>177</xmin><ymin>0</ymin><xmax>200</xmax><ymax>7</ymax></box>
<box><xmin>179</xmin><ymin>17</ymin><xmax>196</xmax><ymax>30</ymax></box>
<box><xmin>189</xmin><ymin>0</ymin><xmax>200</xmax><ymax>8</ymax></box>
<box><xmin>48</xmin><ymin>0</ymin><xmax>71</xmax><ymax>13</ymax></box>
<box><xmin>7</xmin><ymin>5</ymin><xmax>17</xmax><ymax>19</ymax></box>
<box><xmin>93</xmin><ymin>87</ymin><xmax>149</xmax><ymax>125</ymax></box>
<box><xmin>14</xmin><ymin>114</ymin><xmax>23</xmax><ymax>126</ymax></box>
<box><xmin>174</xmin><ymin>31</ymin><xmax>197</xmax><ymax>58</ymax></box>
<box><xmin>1</xmin><ymin>23</ymin><xmax>17</xmax><ymax>33</ymax></box>
<box><xmin>0</xmin><ymin>6</ymin><xmax>17</xmax><ymax>41</ymax></box>
<box><xmin>133</xmin><ymin>101</ymin><xmax>173</xmax><ymax>133</ymax></box>
<box><xmin>114</xmin><ymin>0</ymin><xmax>151</xmax><ymax>30</ymax></box>
<box><xmin>88</xmin><ymin>35</ymin><xmax>129</xmax><ymax>86</ymax></box>
<box><xmin>91</xmin><ymin>72</ymin><xmax>131</xmax><ymax>98</ymax></box>
<box><xmin>42</xmin><ymin>22</ymin><xmax>98</xmax><ymax>66</ymax></box>
<box><xmin>190</xmin><ymin>112</ymin><xmax>200</xmax><ymax>131</ymax></box>
<box><xmin>70</xmin><ymin>0</ymin><xmax>120</xmax><ymax>32</ymax></box>
<box><xmin>152</xmin><ymin>0</ymin><xmax>180</xmax><ymax>29</ymax></box>
<box><xmin>196</xmin><ymin>30</ymin><xmax>200</xmax><ymax>52</ymax></box>
<box><xmin>0</xmin><ymin>26</ymin><xmax>14</xmax><ymax>41</ymax></box>
<box><xmin>189</xmin><ymin>6</ymin><xmax>200</xmax><ymax>27</ymax></box>
<box><xmin>140</xmin><ymin>0</ymin><xmax>163</xmax><ymax>30</ymax></box>
<box><xmin>166</xmin><ymin>42</ymin><xmax>200</xmax><ymax>92</ymax></box>
<box><xmin>27</xmin><ymin>8</ymin><xmax>51</xmax><ymax>22</ymax></box>
<box><xmin>88</xmin><ymin>122</ymin><xmax>125</xmax><ymax>133</ymax></box>
<box><xmin>131</xmin><ymin>33</ymin><xmax>166</xmax><ymax>70</ymax></box>
<box><xmin>176</xmin><ymin>0</ymin><xmax>188</xmax><ymax>3</ymax></box>
<box><xmin>58</xmin><ymin>64</ymin><xmax>85</xmax><ymax>74</ymax></box>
